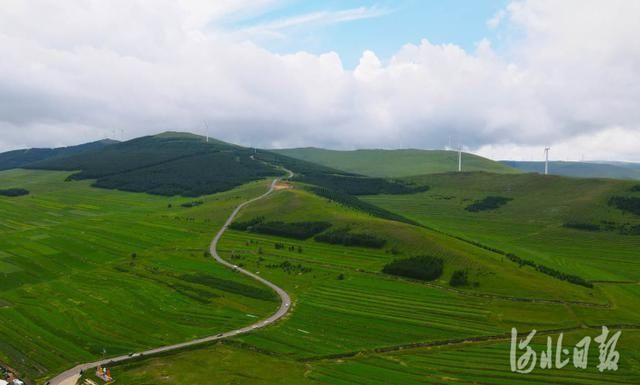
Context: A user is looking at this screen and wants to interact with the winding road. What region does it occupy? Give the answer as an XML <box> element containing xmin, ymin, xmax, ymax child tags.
<box><xmin>48</xmin><ymin>170</ymin><xmax>293</xmax><ymax>385</ymax></box>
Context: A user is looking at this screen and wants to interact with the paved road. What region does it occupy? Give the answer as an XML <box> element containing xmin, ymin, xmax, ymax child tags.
<box><xmin>48</xmin><ymin>170</ymin><xmax>293</xmax><ymax>385</ymax></box>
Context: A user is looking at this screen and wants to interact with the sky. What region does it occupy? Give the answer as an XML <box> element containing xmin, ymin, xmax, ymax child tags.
<box><xmin>1</xmin><ymin>0</ymin><xmax>639</xmax><ymax>161</ymax></box>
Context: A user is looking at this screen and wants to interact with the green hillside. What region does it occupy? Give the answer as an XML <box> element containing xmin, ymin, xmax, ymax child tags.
<box><xmin>26</xmin><ymin>132</ymin><xmax>282</xmax><ymax>197</ymax></box>
<box><xmin>503</xmin><ymin>160</ymin><xmax>640</xmax><ymax>180</ymax></box>
<box><xmin>365</xmin><ymin>172</ymin><xmax>640</xmax><ymax>282</ymax></box>
<box><xmin>20</xmin><ymin>132</ymin><xmax>421</xmax><ymax>198</ymax></box>
<box><xmin>109</xmin><ymin>177</ymin><xmax>640</xmax><ymax>385</ymax></box>
<box><xmin>273</xmin><ymin>148</ymin><xmax>518</xmax><ymax>177</ymax></box>
<box><xmin>0</xmin><ymin>139</ymin><xmax>117</xmax><ymax>171</ymax></box>
<box><xmin>0</xmin><ymin>169</ymin><xmax>279</xmax><ymax>383</ymax></box>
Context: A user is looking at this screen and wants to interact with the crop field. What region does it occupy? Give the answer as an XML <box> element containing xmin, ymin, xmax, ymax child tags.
<box><xmin>364</xmin><ymin>172</ymin><xmax>640</xmax><ymax>282</ymax></box>
<box><xmin>0</xmin><ymin>169</ymin><xmax>279</xmax><ymax>383</ymax></box>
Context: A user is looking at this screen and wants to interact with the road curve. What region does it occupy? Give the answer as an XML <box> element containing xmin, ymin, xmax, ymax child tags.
<box><xmin>48</xmin><ymin>170</ymin><xmax>293</xmax><ymax>385</ymax></box>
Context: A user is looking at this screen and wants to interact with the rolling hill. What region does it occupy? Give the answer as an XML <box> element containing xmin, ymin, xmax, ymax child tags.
<box><xmin>2</xmin><ymin>132</ymin><xmax>430</xmax><ymax>199</ymax></box>
<box><xmin>273</xmin><ymin>148</ymin><xmax>519</xmax><ymax>177</ymax></box>
<box><xmin>365</xmin><ymin>171</ymin><xmax>640</xmax><ymax>282</ymax></box>
<box><xmin>0</xmin><ymin>139</ymin><xmax>117</xmax><ymax>171</ymax></box>
<box><xmin>502</xmin><ymin>160</ymin><xmax>640</xmax><ymax>180</ymax></box>
<box><xmin>21</xmin><ymin>132</ymin><xmax>283</xmax><ymax>197</ymax></box>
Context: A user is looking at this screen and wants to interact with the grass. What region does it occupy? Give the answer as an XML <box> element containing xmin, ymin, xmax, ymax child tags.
<box><xmin>273</xmin><ymin>148</ymin><xmax>519</xmax><ymax>177</ymax></box>
<box><xmin>108</xmin><ymin>183</ymin><xmax>640</xmax><ymax>384</ymax></box>
<box><xmin>3</xmin><ymin>169</ymin><xmax>640</xmax><ymax>384</ymax></box>
<box><xmin>364</xmin><ymin>172</ymin><xmax>640</xmax><ymax>282</ymax></box>
<box><xmin>311</xmin><ymin>330</ymin><xmax>640</xmax><ymax>384</ymax></box>
<box><xmin>106</xmin><ymin>343</ymin><xmax>320</xmax><ymax>385</ymax></box>
<box><xmin>0</xmin><ymin>169</ymin><xmax>280</xmax><ymax>383</ymax></box>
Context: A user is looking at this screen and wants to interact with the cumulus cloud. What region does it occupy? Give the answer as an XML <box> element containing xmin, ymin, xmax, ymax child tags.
<box><xmin>0</xmin><ymin>0</ymin><xmax>639</xmax><ymax>161</ymax></box>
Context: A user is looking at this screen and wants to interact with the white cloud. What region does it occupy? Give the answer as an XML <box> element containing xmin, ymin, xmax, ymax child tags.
<box><xmin>233</xmin><ymin>6</ymin><xmax>389</xmax><ymax>40</ymax></box>
<box><xmin>487</xmin><ymin>9</ymin><xmax>506</xmax><ymax>29</ymax></box>
<box><xmin>0</xmin><ymin>0</ymin><xmax>639</xmax><ymax>161</ymax></box>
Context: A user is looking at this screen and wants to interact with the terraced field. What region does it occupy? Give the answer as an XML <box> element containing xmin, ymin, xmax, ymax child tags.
<box><xmin>0</xmin><ymin>169</ymin><xmax>279</xmax><ymax>383</ymax></box>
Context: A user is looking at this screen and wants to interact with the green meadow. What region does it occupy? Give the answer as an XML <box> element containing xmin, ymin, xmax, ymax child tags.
<box><xmin>0</xmin><ymin>169</ymin><xmax>279</xmax><ymax>383</ymax></box>
<box><xmin>2</xmin><ymin>168</ymin><xmax>639</xmax><ymax>384</ymax></box>
<box><xmin>108</xmin><ymin>183</ymin><xmax>640</xmax><ymax>384</ymax></box>
<box><xmin>274</xmin><ymin>148</ymin><xmax>518</xmax><ymax>177</ymax></box>
<box><xmin>363</xmin><ymin>172</ymin><xmax>640</xmax><ymax>282</ymax></box>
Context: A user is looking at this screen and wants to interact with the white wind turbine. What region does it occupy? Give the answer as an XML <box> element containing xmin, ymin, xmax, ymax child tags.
<box><xmin>544</xmin><ymin>147</ymin><xmax>550</xmax><ymax>175</ymax></box>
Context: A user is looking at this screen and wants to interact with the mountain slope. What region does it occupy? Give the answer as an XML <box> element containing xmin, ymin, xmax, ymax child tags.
<box><xmin>0</xmin><ymin>139</ymin><xmax>117</xmax><ymax>171</ymax></box>
<box><xmin>273</xmin><ymin>148</ymin><xmax>518</xmax><ymax>177</ymax></box>
<box><xmin>27</xmin><ymin>132</ymin><xmax>281</xmax><ymax>196</ymax></box>
<box><xmin>502</xmin><ymin>160</ymin><xmax>640</xmax><ymax>180</ymax></box>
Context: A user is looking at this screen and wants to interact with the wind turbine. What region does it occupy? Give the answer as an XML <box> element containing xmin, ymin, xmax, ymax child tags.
<box><xmin>203</xmin><ymin>121</ymin><xmax>209</xmax><ymax>143</ymax></box>
<box><xmin>544</xmin><ymin>147</ymin><xmax>550</xmax><ymax>175</ymax></box>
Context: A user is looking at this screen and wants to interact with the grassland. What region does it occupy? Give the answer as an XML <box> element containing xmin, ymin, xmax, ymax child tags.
<box><xmin>107</xmin><ymin>343</ymin><xmax>320</xmax><ymax>385</ymax></box>
<box><xmin>364</xmin><ymin>172</ymin><xmax>640</xmax><ymax>282</ymax></box>
<box><xmin>503</xmin><ymin>160</ymin><xmax>640</xmax><ymax>180</ymax></box>
<box><xmin>107</xmin><ymin>182</ymin><xmax>640</xmax><ymax>384</ymax></box>
<box><xmin>0</xmin><ymin>169</ymin><xmax>280</xmax><ymax>383</ymax></box>
<box><xmin>273</xmin><ymin>148</ymin><xmax>519</xmax><ymax>177</ymax></box>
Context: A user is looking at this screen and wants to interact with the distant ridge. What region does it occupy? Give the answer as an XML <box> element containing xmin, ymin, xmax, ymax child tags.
<box><xmin>0</xmin><ymin>139</ymin><xmax>117</xmax><ymax>171</ymax></box>
<box><xmin>273</xmin><ymin>148</ymin><xmax>518</xmax><ymax>177</ymax></box>
<box><xmin>502</xmin><ymin>160</ymin><xmax>640</xmax><ymax>180</ymax></box>
<box><xmin>24</xmin><ymin>132</ymin><xmax>280</xmax><ymax>197</ymax></box>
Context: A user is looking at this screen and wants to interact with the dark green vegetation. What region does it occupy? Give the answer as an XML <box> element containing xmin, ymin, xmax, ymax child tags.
<box><xmin>609</xmin><ymin>196</ymin><xmax>640</xmax><ymax>216</ymax></box>
<box><xmin>274</xmin><ymin>148</ymin><xmax>519</xmax><ymax>177</ymax></box>
<box><xmin>294</xmin><ymin>173</ymin><xmax>427</xmax><ymax>195</ymax></box>
<box><xmin>563</xmin><ymin>222</ymin><xmax>602</xmax><ymax>231</ymax></box>
<box><xmin>0</xmin><ymin>188</ymin><xmax>29</xmax><ymax>197</ymax></box>
<box><xmin>0</xmin><ymin>169</ymin><xmax>279</xmax><ymax>383</ymax></box>
<box><xmin>449</xmin><ymin>269</ymin><xmax>469</xmax><ymax>286</ymax></box>
<box><xmin>564</xmin><ymin>221</ymin><xmax>640</xmax><ymax>235</ymax></box>
<box><xmin>465</xmin><ymin>196</ymin><xmax>512</xmax><ymax>212</ymax></box>
<box><xmin>502</xmin><ymin>160</ymin><xmax>640</xmax><ymax>180</ymax></box>
<box><xmin>229</xmin><ymin>216</ymin><xmax>265</xmax><ymax>231</ymax></box>
<box><xmin>315</xmin><ymin>227</ymin><xmax>386</xmax><ymax>248</ymax></box>
<box><xmin>232</xmin><ymin>218</ymin><xmax>332</xmax><ymax>240</ymax></box>
<box><xmin>0</xmin><ymin>139</ymin><xmax>116</xmax><ymax>171</ymax></box>
<box><xmin>310</xmin><ymin>187</ymin><xmax>418</xmax><ymax>225</ymax></box>
<box><xmin>26</xmin><ymin>132</ymin><xmax>281</xmax><ymax>197</ymax></box>
<box><xmin>382</xmin><ymin>256</ymin><xmax>444</xmax><ymax>282</ymax></box>
<box><xmin>180</xmin><ymin>200</ymin><xmax>204</xmax><ymax>208</ymax></box>
<box><xmin>632</xmin><ymin>185</ymin><xmax>640</xmax><ymax>192</ymax></box>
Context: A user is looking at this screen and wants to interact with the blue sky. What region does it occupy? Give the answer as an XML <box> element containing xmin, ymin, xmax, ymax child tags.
<box><xmin>226</xmin><ymin>0</ymin><xmax>509</xmax><ymax>68</ymax></box>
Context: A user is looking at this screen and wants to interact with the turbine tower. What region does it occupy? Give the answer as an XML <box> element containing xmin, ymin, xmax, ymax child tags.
<box><xmin>544</xmin><ymin>147</ymin><xmax>550</xmax><ymax>175</ymax></box>
<box><xmin>458</xmin><ymin>147</ymin><xmax>462</xmax><ymax>172</ymax></box>
<box><xmin>203</xmin><ymin>121</ymin><xmax>210</xmax><ymax>143</ymax></box>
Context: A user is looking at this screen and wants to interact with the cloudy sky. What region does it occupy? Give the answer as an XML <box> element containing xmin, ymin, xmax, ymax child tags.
<box><xmin>1</xmin><ymin>0</ymin><xmax>639</xmax><ymax>161</ymax></box>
